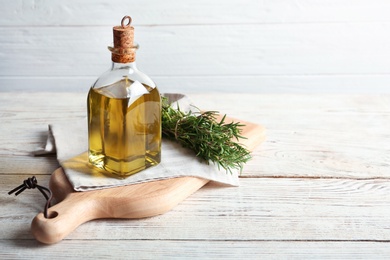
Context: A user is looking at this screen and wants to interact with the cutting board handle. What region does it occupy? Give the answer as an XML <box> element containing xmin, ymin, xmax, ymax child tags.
<box><xmin>31</xmin><ymin>169</ymin><xmax>210</xmax><ymax>244</ymax></box>
<box><xmin>31</xmin><ymin>193</ymin><xmax>98</xmax><ymax>244</ymax></box>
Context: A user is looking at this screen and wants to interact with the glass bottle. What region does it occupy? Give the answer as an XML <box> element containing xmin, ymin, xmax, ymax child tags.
<box><xmin>87</xmin><ymin>16</ymin><xmax>161</xmax><ymax>177</ymax></box>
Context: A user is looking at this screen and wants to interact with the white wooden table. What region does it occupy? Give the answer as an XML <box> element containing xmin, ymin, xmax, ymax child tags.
<box><xmin>1</xmin><ymin>92</ymin><xmax>390</xmax><ymax>259</ymax></box>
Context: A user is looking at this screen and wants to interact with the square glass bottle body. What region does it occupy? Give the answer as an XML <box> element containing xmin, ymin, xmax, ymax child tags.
<box><xmin>87</xmin><ymin>62</ymin><xmax>161</xmax><ymax>177</ymax></box>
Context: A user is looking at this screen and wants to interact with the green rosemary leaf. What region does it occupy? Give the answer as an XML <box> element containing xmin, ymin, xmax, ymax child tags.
<box><xmin>161</xmin><ymin>96</ymin><xmax>251</xmax><ymax>174</ymax></box>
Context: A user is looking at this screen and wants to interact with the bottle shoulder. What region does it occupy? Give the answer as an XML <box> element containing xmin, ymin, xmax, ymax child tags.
<box><xmin>90</xmin><ymin>64</ymin><xmax>158</xmax><ymax>99</ymax></box>
<box><xmin>92</xmin><ymin>64</ymin><xmax>156</xmax><ymax>90</ymax></box>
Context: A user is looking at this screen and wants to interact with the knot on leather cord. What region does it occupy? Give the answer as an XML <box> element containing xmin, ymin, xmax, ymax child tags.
<box><xmin>8</xmin><ymin>176</ymin><xmax>53</xmax><ymax>219</ymax></box>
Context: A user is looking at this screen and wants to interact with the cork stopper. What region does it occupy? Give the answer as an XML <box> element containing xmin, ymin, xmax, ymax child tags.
<box><xmin>110</xmin><ymin>16</ymin><xmax>136</xmax><ymax>63</ymax></box>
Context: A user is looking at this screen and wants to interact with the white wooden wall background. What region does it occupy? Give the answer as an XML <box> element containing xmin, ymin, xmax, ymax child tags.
<box><xmin>0</xmin><ymin>0</ymin><xmax>390</xmax><ymax>93</ymax></box>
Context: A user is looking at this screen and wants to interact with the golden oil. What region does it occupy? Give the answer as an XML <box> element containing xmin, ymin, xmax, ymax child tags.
<box><xmin>87</xmin><ymin>79</ymin><xmax>161</xmax><ymax>177</ymax></box>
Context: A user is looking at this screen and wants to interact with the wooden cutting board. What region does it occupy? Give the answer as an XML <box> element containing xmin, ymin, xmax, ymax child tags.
<box><xmin>31</xmin><ymin>117</ymin><xmax>265</xmax><ymax>244</ymax></box>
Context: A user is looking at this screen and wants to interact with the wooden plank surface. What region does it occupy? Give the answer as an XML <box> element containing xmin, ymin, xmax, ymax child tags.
<box><xmin>1</xmin><ymin>23</ymin><xmax>389</xmax><ymax>77</ymax></box>
<box><xmin>2</xmin><ymin>240</ymin><xmax>390</xmax><ymax>259</ymax></box>
<box><xmin>3</xmin><ymin>176</ymin><xmax>390</xmax><ymax>241</ymax></box>
<box><xmin>1</xmin><ymin>92</ymin><xmax>390</xmax><ymax>258</ymax></box>
<box><xmin>1</xmin><ymin>93</ymin><xmax>389</xmax><ymax>179</ymax></box>
<box><xmin>3</xmin><ymin>0</ymin><xmax>390</xmax><ymax>25</ymax></box>
<box><xmin>1</xmin><ymin>1</ymin><xmax>390</xmax><ymax>93</ymax></box>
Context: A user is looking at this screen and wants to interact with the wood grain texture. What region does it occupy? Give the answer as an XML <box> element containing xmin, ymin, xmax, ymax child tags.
<box><xmin>1</xmin><ymin>93</ymin><xmax>389</xmax><ymax>179</ymax></box>
<box><xmin>1</xmin><ymin>240</ymin><xmax>390</xmax><ymax>259</ymax></box>
<box><xmin>3</xmin><ymin>176</ymin><xmax>390</xmax><ymax>241</ymax></box>
<box><xmin>0</xmin><ymin>23</ymin><xmax>389</xmax><ymax>76</ymax></box>
<box><xmin>1</xmin><ymin>0</ymin><xmax>390</xmax><ymax>93</ymax></box>
<box><xmin>191</xmin><ymin>93</ymin><xmax>390</xmax><ymax>179</ymax></box>
<box><xmin>2</xmin><ymin>0</ymin><xmax>390</xmax><ymax>26</ymax></box>
<box><xmin>1</xmin><ymin>92</ymin><xmax>390</xmax><ymax>257</ymax></box>
<box><xmin>2</xmin><ymin>23</ymin><xmax>388</xmax><ymax>77</ymax></box>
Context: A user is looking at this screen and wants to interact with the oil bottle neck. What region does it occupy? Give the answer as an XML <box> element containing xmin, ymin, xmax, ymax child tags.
<box><xmin>111</xmin><ymin>61</ymin><xmax>137</xmax><ymax>70</ymax></box>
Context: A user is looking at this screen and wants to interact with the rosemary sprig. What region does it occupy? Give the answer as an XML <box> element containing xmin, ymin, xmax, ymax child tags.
<box><xmin>161</xmin><ymin>97</ymin><xmax>251</xmax><ymax>173</ymax></box>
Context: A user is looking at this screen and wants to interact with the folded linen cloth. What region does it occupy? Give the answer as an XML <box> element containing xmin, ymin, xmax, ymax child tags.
<box><xmin>35</xmin><ymin>93</ymin><xmax>239</xmax><ymax>191</ymax></box>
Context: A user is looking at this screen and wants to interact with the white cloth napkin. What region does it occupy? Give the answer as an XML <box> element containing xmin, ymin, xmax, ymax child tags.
<box><xmin>35</xmin><ymin>93</ymin><xmax>239</xmax><ymax>191</ymax></box>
